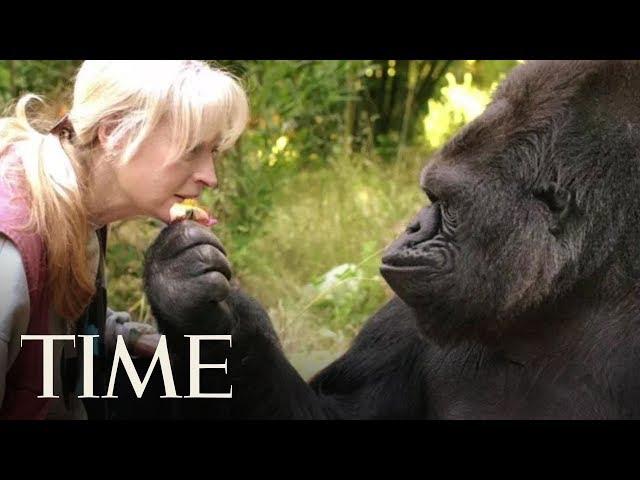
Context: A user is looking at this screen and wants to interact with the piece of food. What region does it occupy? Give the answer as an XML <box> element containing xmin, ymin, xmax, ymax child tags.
<box><xmin>170</xmin><ymin>199</ymin><xmax>217</xmax><ymax>226</ymax></box>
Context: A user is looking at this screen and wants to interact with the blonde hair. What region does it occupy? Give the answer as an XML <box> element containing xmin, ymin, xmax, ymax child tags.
<box><xmin>0</xmin><ymin>60</ymin><xmax>249</xmax><ymax>323</ymax></box>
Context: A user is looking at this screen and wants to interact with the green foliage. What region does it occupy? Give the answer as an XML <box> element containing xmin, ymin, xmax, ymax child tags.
<box><xmin>420</xmin><ymin>60</ymin><xmax>521</xmax><ymax>149</ymax></box>
<box><xmin>104</xmin><ymin>219</ymin><xmax>161</xmax><ymax>321</ymax></box>
<box><xmin>423</xmin><ymin>72</ymin><xmax>492</xmax><ymax>148</ymax></box>
<box><xmin>0</xmin><ymin>60</ymin><xmax>79</xmax><ymax>110</ymax></box>
<box><xmin>221</xmin><ymin>60</ymin><xmax>373</xmax><ymax>163</ymax></box>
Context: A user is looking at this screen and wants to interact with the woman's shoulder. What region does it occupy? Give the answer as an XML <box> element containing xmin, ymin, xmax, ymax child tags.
<box><xmin>0</xmin><ymin>233</ymin><xmax>30</xmax><ymax>337</ymax></box>
<box><xmin>0</xmin><ymin>149</ymin><xmax>46</xmax><ymax>297</ymax></box>
<box><xmin>0</xmin><ymin>233</ymin><xmax>30</xmax><ymax>371</ymax></box>
<box><xmin>0</xmin><ymin>233</ymin><xmax>29</xmax><ymax>297</ymax></box>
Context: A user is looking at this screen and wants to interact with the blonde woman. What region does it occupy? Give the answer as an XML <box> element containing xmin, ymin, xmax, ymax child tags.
<box><xmin>0</xmin><ymin>60</ymin><xmax>249</xmax><ymax>419</ymax></box>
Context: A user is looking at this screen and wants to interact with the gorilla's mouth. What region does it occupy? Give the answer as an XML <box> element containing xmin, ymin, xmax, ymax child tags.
<box><xmin>379</xmin><ymin>261</ymin><xmax>440</xmax><ymax>308</ymax></box>
<box><xmin>380</xmin><ymin>262</ymin><xmax>433</xmax><ymax>294</ymax></box>
<box><xmin>380</xmin><ymin>242</ymin><xmax>450</xmax><ymax>300</ymax></box>
<box><xmin>380</xmin><ymin>252</ymin><xmax>447</xmax><ymax>279</ymax></box>
<box><xmin>381</xmin><ymin>247</ymin><xmax>448</xmax><ymax>268</ymax></box>
<box><xmin>380</xmin><ymin>239</ymin><xmax>450</xmax><ymax>271</ymax></box>
<box><xmin>380</xmin><ymin>263</ymin><xmax>433</xmax><ymax>273</ymax></box>
<box><xmin>379</xmin><ymin>202</ymin><xmax>455</xmax><ymax>304</ymax></box>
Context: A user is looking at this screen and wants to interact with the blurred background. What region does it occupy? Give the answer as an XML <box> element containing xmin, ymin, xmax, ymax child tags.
<box><xmin>0</xmin><ymin>60</ymin><xmax>521</xmax><ymax>377</ymax></box>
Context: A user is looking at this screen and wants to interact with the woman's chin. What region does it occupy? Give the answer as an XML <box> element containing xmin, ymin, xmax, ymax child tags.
<box><xmin>153</xmin><ymin>203</ymin><xmax>177</xmax><ymax>225</ymax></box>
<box><xmin>144</xmin><ymin>209</ymin><xmax>171</xmax><ymax>225</ymax></box>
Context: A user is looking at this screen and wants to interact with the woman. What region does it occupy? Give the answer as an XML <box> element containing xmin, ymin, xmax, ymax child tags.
<box><xmin>0</xmin><ymin>60</ymin><xmax>249</xmax><ymax>419</ymax></box>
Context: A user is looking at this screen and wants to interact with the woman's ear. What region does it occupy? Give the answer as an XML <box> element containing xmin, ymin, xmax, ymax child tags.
<box><xmin>97</xmin><ymin>117</ymin><xmax>123</xmax><ymax>154</ymax></box>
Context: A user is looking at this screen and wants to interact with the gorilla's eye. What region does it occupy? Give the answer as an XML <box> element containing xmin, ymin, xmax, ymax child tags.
<box><xmin>533</xmin><ymin>183</ymin><xmax>571</xmax><ymax>213</ymax></box>
<box><xmin>425</xmin><ymin>188</ymin><xmax>440</xmax><ymax>204</ymax></box>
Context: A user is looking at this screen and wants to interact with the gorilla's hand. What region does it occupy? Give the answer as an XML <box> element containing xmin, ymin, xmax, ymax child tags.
<box><xmin>143</xmin><ymin>221</ymin><xmax>234</xmax><ymax>339</ymax></box>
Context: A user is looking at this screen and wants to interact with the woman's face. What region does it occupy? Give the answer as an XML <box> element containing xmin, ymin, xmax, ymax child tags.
<box><xmin>115</xmin><ymin>120</ymin><xmax>219</xmax><ymax>224</ymax></box>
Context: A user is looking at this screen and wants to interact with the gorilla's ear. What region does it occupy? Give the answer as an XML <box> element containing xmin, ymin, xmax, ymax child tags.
<box><xmin>533</xmin><ymin>181</ymin><xmax>574</xmax><ymax>236</ymax></box>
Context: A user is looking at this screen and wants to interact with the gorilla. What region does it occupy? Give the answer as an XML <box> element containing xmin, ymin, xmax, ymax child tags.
<box><xmin>134</xmin><ymin>60</ymin><xmax>640</xmax><ymax>419</ymax></box>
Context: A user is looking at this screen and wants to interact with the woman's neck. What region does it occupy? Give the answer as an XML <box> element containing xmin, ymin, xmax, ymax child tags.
<box><xmin>61</xmin><ymin>138</ymin><xmax>140</xmax><ymax>227</ymax></box>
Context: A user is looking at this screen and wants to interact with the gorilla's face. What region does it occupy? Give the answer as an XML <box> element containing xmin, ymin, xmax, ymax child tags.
<box><xmin>379</xmin><ymin>61</ymin><xmax>620</xmax><ymax>343</ymax></box>
<box><xmin>381</xmin><ymin>159</ymin><xmax>572</xmax><ymax>342</ymax></box>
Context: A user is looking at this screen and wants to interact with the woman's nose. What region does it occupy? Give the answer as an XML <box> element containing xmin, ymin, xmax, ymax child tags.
<box><xmin>194</xmin><ymin>156</ymin><xmax>218</xmax><ymax>188</ymax></box>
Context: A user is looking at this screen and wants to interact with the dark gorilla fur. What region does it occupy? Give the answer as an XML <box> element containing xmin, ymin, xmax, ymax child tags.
<box><xmin>133</xmin><ymin>61</ymin><xmax>640</xmax><ymax>419</ymax></box>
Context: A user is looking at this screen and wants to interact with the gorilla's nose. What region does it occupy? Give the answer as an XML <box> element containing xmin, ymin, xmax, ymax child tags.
<box><xmin>405</xmin><ymin>205</ymin><xmax>441</xmax><ymax>247</ymax></box>
<box><xmin>381</xmin><ymin>205</ymin><xmax>441</xmax><ymax>266</ymax></box>
<box><xmin>406</xmin><ymin>220</ymin><xmax>421</xmax><ymax>234</ymax></box>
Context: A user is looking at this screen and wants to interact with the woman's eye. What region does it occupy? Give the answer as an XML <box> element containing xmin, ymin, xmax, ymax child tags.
<box><xmin>187</xmin><ymin>146</ymin><xmax>201</xmax><ymax>156</ymax></box>
<box><xmin>185</xmin><ymin>143</ymin><xmax>220</xmax><ymax>161</ymax></box>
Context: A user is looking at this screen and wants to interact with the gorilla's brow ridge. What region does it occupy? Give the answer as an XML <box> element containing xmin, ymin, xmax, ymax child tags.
<box><xmin>420</xmin><ymin>163</ymin><xmax>475</xmax><ymax>199</ymax></box>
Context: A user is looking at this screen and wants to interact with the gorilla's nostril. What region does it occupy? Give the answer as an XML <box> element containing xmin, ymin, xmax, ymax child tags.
<box><xmin>406</xmin><ymin>222</ymin><xmax>420</xmax><ymax>234</ymax></box>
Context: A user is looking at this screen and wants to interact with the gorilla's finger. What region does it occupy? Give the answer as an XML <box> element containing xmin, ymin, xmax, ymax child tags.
<box><xmin>155</xmin><ymin>222</ymin><xmax>226</xmax><ymax>259</ymax></box>
<box><xmin>175</xmin><ymin>222</ymin><xmax>228</xmax><ymax>256</ymax></box>
<box><xmin>204</xmin><ymin>230</ymin><xmax>227</xmax><ymax>256</ymax></box>
<box><xmin>201</xmin><ymin>271</ymin><xmax>231</xmax><ymax>302</ymax></box>
<box><xmin>185</xmin><ymin>243</ymin><xmax>233</xmax><ymax>280</ymax></box>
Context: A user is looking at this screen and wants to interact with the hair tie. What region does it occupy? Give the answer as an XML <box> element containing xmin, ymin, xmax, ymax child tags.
<box><xmin>49</xmin><ymin>114</ymin><xmax>76</xmax><ymax>140</ymax></box>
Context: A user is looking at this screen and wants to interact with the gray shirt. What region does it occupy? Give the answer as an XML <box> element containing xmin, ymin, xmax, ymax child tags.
<box><xmin>0</xmin><ymin>231</ymin><xmax>102</xmax><ymax>419</ymax></box>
